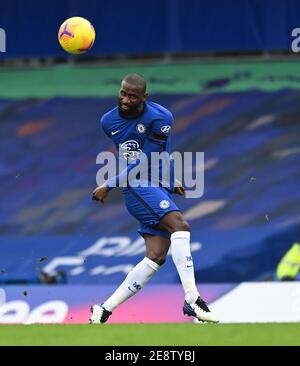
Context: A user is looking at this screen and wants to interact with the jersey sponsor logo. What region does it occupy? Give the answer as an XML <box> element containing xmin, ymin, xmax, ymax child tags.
<box><xmin>136</xmin><ymin>123</ymin><xmax>146</xmax><ymax>134</ymax></box>
<box><xmin>111</xmin><ymin>130</ymin><xmax>120</xmax><ymax>136</ymax></box>
<box><xmin>120</xmin><ymin>140</ymin><xmax>142</xmax><ymax>161</ymax></box>
<box><xmin>161</xmin><ymin>125</ymin><xmax>171</xmax><ymax>134</ymax></box>
<box><xmin>160</xmin><ymin>200</ymin><xmax>170</xmax><ymax>209</ymax></box>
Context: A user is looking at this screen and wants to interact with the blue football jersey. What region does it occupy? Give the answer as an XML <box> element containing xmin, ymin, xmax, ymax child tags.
<box><xmin>100</xmin><ymin>101</ymin><xmax>175</xmax><ymax>191</ymax></box>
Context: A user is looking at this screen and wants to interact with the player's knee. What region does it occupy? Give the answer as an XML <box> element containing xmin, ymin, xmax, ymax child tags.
<box><xmin>147</xmin><ymin>253</ymin><xmax>166</xmax><ymax>266</ymax></box>
<box><xmin>155</xmin><ymin>257</ymin><xmax>166</xmax><ymax>266</ymax></box>
<box><xmin>171</xmin><ymin>219</ymin><xmax>190</xmax><ymax>233</ymax></box>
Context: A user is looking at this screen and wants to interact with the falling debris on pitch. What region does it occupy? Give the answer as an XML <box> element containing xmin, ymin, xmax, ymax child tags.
<box><xmin>39</xmin><ymin>256</ymin><xmax>48</xmax><ymax>263</ymax></box>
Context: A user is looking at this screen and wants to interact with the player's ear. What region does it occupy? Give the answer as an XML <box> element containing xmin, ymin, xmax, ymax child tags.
<box><xmin>144</xmin><ymin>92</ymin><xmax>148</xmax><ymax>100</ymax></box>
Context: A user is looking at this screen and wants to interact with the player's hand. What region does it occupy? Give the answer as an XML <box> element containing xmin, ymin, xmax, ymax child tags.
<box><xmin>174</xmin><ymin>179</ymin><xmax>185</xmax><ymax>196</ymax></box>
<box><xmin>92</xmin><ymin>185</ymin><xmax>110</xmax><ymax>203</ymax></box>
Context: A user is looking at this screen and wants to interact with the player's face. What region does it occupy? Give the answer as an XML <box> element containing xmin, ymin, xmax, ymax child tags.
<box><xmin>119</xmin><ymin>81</ymin><xmax>147</xmax><ymax>116</ymax></box>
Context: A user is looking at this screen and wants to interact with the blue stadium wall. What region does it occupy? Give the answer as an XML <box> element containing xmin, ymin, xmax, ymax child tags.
<box><xmin>1</xmin><ymin>89</ymin><xmax>300</xmax><ymax>285</ymax></box>
<box><xmin>0</xmin><ymin>0</ymin><xmax>299</xmax><ymax>57</ymax></box>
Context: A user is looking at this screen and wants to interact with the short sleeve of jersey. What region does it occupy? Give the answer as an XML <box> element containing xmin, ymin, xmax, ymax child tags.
<box><xmin>151</xmin><ymin>111</ymin><xmax>174</xmax><ymax>138</ymax></box>
<box><xmin>100</xmin><ymin>115</ymin><xmax>111</xmax><ymax>138</ymax></box>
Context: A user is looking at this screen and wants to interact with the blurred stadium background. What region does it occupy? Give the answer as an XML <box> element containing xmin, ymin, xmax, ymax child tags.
<box><xmin>1</xmin><ymin>0</ymin><xmax>300</xmax><ymax>343</ymax></box>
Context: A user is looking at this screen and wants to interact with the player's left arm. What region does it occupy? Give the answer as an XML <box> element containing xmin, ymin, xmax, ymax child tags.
<box><xmin>149</xmin><ymin>116</ymin><xmax>185</xmax><ymax>196</ymax></box>
<box><xmin>174</xmin><ymin>179</ymin><xmax>185</xmax><ymax>196</ymax></box>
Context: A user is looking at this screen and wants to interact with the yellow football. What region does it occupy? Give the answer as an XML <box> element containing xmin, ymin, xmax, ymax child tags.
<box><xmin>58</xmin><ymin>17</ymin><xmax>95</xmax><ymax>54</ymax></box>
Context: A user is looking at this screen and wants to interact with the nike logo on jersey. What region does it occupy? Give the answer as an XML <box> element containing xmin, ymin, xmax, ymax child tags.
<box><xmin>111</xmin><ymin>130</ymin><xmax>120</xmax><ymax>136</ymax></box>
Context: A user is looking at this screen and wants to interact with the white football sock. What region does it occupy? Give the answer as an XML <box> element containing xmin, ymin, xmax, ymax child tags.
<box><xmin>171</xmin><ymin>231</ymin><xmax>199</xmax><ymax>304</ymax></box>
<box><xmin>102</xmin><ymin>257</ymin><xmax>160</xmax><ymax>312</ymax></box>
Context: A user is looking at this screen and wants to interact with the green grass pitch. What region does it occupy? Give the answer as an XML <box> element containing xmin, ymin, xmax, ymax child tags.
<box><xmin>0</xmin><ymin>323</ymin><xmax>299</xmax><ymax>346</ymax></box>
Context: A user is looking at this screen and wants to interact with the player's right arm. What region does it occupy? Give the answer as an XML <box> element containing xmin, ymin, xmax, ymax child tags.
<box><xmin>92</xmin><ymin>114</ymin><xmax>113</xmax><ymax>203</ymax></box>
<box><xmin>92</xmin><ymin>184</ymin><xmax>109</xmax><ymax>203</ymax></box>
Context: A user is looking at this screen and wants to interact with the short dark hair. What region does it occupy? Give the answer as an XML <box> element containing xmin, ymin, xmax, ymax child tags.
<box><xmin>122</xmin><ymin>73</ymin><xmax>147</xmax><ymax>93</ymax></box>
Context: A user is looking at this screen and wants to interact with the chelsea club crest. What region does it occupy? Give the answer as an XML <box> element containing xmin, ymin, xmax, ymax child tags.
<box><xmin>136</xmin><ymin>123</ymin><xmax>146</xmax><ymax>134</ymax></box>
